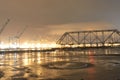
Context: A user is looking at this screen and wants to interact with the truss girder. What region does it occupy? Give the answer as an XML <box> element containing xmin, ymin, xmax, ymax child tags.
<box><xmin>56</xmin><ymin>29</ymin><xmax>120</xmax><ymax>47</ymax></box>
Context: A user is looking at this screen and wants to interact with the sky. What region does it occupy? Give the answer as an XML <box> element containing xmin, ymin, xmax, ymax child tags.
<box><xmin>0</xmin><ymin>0</ymin><xmax>120</xmax><ymax>43</ymax></box>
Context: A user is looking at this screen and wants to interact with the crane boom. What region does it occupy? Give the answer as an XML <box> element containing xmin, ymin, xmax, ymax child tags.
<box><xmin>15</xmin><ymin>26</ymin><xmax>27</xmax><ymax>39</ymax></box>
<box><xmin>0</xmin><ymin>19</ymin><xmax>10</xmax><ymax>35</ymax></box>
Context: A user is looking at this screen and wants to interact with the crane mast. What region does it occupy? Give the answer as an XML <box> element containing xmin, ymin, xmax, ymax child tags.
<box><xmin>0</xmin><ymin>19</ymin><xmax>10</xmax><ymax>35</ymax></box>
<box><xmin>0</xmin><ymin>19</ymin><xmax>10</xmax><ymax>48</ymax></box>
<box><xmin>15</xmin><ymin>26</ymin><xmax>27</xmax><ymax>39</ymax></box>
<box><xmin>10</xmin><ymin>26</ymin><xmax>28</xmax><ymax>48</ymax></box>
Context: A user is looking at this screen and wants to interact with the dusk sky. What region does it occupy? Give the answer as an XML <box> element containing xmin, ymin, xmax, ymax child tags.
<box><xmin>0</xmin><ymin>0</ymin><xmax>120</xmax><ymax>43</ymax></box>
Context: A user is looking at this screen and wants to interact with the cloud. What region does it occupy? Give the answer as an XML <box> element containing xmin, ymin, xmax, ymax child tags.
<box><xmin>0</xmin><ymin>0</ymin><xmax>120</xmax><ymax>43</ymax></box>
<box><xmin>1</xmin><ymin>0</ymin><xmax>120</xmax><ymax>25</ymax></box>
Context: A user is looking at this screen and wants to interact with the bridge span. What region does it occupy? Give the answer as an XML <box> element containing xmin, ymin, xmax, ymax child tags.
<box><xmin>56</xmin><ymin>29</ymin><xmax>120</xmax><ymax>47</ymax></box>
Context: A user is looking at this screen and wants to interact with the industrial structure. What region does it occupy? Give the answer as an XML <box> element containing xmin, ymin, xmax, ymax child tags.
<box><xmin>57</xmin><ymin>29</ymin><xmax>120</xmax><ymax>47</ymax></box>
<box><xmin>0</xmin><ymin>19</ymin><xmax>10</xmax><ymax>35</ymax></box>
<box><xmin>9</xmin><ymin>26</ymin><xmax>27</xmax><ymax>48</ymax></box>
<box><xmin>0</xmin><ymin>19</ymin><xmax>10</xmax><ymax>47</ymax></box>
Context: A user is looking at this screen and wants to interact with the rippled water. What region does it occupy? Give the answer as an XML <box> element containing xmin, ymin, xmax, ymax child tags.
<box><xmin>0</xmin><ymin>48</ymin><xmax>120</xmax><ymax>80</ymax></box>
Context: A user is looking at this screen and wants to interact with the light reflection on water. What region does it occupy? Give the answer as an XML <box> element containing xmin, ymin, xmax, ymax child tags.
<box><xmin>0</xmin><ymin>48</ymin><xmax>120</xmax><ymax>80</ymax></box>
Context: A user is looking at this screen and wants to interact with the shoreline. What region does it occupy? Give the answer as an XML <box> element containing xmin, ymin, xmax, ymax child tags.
<box><xmin>0</xmin><ymin>46</ymin><xmax>120</xmax><ymax>54</ymax></box>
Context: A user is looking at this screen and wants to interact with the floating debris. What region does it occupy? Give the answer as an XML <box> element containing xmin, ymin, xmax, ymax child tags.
<box><xmin>13</xmin><ymin>66</ymin><xmax>28</xmax><ymax>71</ymax></box>
<box><xmin>39</xmin><ymin>78</ymin><xmax>66</xmax><ymax>80</ymax></box>
<box><xmin>0</xmin><ymin>63</ymin><xmax>9</xmax><ymax>66</ymax></box>
<box><xmin>41</xmin><ymin>61</ymin><xmax>93</xmax><ymax>70</ymax></box>
<box><xmin>25</xmin><ymin>68</ymin><xmax>32</xmax><ymax>73</ymax></box>
<box><xmin>29</xmin><ymin>73</ymin><xmax>38</xmax><ymax>78</ymax></box>
<box><xmin>11</xmin><ymin>77</ymin><xmax>28</xmax><ymax>80</ymax></box>
<box><xmin>0</xmin><ymin>71</ymin><xmax>4</xmax><ymax>78</ymax></box>
<box><xmin>11</xmin><ymin>71</ymin><xmax>25</xmax><ymax>77</ymax></box>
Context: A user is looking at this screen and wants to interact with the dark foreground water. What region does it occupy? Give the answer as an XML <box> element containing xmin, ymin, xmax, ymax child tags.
<box><xmin>0</xmin><ymin>48</ymin><xmax>120</xmax><ymax>80</ymax></box>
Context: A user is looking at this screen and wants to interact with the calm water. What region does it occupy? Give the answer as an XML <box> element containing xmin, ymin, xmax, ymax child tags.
<box><xmin>0</xmin><ymin>48</ymin><xmax>120</xmax><ymax>80</ymax></box>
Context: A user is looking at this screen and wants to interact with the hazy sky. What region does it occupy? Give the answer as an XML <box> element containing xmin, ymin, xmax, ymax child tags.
<box><xmin>0</xmin><ymin>0</ymin><xmax>120</xmax><ymax>43</ymax></box>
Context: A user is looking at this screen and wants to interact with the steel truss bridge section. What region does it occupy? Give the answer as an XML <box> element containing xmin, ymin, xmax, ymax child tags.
<box><xmin>56</xmin><ymin>29</ymin><xmax>120</xmax><ymax>47</ymax></box>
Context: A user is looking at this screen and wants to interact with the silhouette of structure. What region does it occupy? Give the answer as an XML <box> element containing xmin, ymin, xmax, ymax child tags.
<box><xmin>57</xmin><ymin>29</ymin><xmax>120</xmax><ymax>47</ymax></box>
<box><xmin>9</xmin><ymin>26</ymin><xmax>28</xmax><ymax>48</ymax></box>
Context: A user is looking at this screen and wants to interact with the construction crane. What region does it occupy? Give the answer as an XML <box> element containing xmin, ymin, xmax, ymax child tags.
<box><xmin>14</xmin><ymin>26</ymin><xmax>27</xmax><ymax>39</ymax></box>
<box><xmin>11</xmin><ymin>26</ymin><xmax>28</xmax><ymax>48</ymax></box>
<box><xmin>0</xmin><ymin>19</ymin><xmax>10</xmax><ymax>48</ymax></box>
<box><xmin>0</xmin><ymin>19</ymin><xmax>10</xmax><ymax>35</ymax></box>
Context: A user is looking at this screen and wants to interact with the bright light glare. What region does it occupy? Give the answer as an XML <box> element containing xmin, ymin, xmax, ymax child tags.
<box><xmin>20</xmin><ymin>42</ymin><xmax>59</xmax><ymax>49</ymax></box>
<box><xmin>37</xmin><ymin>43</ymin><xmax>59</xmax><ymax>49</ymax></box>
<box><xmin>0</xmin><ymin>41</ymin><xmax>59</xmax><ymax>49</ymax></box>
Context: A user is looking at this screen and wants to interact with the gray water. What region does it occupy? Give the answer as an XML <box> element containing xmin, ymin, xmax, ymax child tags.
<box><xmin>0</xmin><ymin>48</ymin><xmax>120</xmax><ymax>80</ymax></box>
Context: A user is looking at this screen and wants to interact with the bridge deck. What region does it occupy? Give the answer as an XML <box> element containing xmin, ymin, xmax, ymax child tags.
<box><xmin>57</xmin><ymin>29</ymin><xmax>120</xmax><ymax>47</ymax></box>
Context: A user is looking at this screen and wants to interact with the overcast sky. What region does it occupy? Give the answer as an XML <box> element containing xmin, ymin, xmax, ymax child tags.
<box><xmin>0</xmin><ymin>0</ymin><xmax>120</xmax><ymax>43</ymax></box>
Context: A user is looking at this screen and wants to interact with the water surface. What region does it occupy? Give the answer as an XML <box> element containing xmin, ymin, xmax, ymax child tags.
<box><xmin>0</xmin><ymin>48</ymin><xmax>120</xmax><ymax>80</ymax></box>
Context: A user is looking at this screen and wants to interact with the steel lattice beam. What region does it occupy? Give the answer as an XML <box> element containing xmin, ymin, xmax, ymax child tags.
<box><xmin>56</xmin><ymin>29</ymin><xmax>120</xmax><ymax>47</ymax></box>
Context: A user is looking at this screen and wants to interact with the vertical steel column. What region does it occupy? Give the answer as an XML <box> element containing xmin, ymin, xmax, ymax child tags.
<box><xmin>102</xmin><ymin>31</ymin><xmax>105</xmax><ymax>47</ymax></box>
<box><xmin>95</xmin><ymin>32</ymin><xmax>98</xmax><ymax>47</ymax></box>
<box><xmin>83</xmin><ymin>32</ymin><xmax>86</xmax><ymax>47</ymax></box>
<box><xmin>90</xmin><ymin>32</ymin><xmax>92</xmax><ymax>47</ymax></box>
<box><xmin>78</xmin><ymin>32</ymin><xmax>80</xmax><ymax>45</ymax></box>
